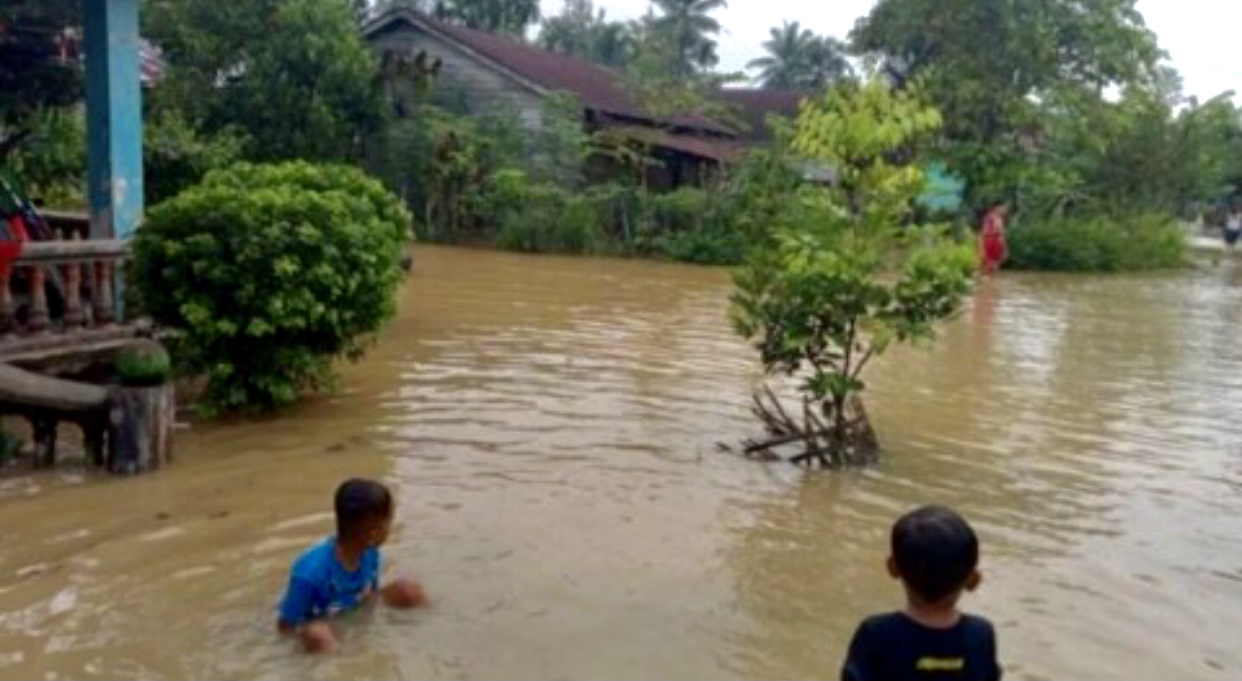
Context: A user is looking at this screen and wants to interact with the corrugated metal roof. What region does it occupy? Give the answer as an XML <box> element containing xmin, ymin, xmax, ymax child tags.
<box><xmin>606</xmin><ymin>125</ymin><xmax>745</xmax><ymax>162</ymax></box>
<box><xmin>363</xmin><ymin>9</ymin><xmax>735</xmax><ymax>137</ymax></box>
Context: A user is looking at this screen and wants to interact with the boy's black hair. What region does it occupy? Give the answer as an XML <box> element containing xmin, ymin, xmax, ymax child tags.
<box><xmin>335</xmin><ymin>478</ymin><xmax>393</xmax><ymax>538</ymax></box>
<box><xmin>891</xmin><ymin>505</ymin><xmax>979</xmax><ymax>603</ymax></box>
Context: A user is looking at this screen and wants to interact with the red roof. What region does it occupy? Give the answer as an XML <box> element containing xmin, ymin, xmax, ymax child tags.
<box><xmin>363</xmin><ymin>9</ymin><xmax>734</xmax><ymax>136</ymax></box>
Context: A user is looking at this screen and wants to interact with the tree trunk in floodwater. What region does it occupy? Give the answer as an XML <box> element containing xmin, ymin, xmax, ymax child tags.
<box><xmin>108</xmin><ymin>384</ymin><xmax>174</xmax><ymax>475</ymax></box>
<box><xmin>737</xmin><ymin>386</ymin><xmax>879</xmax><ymax>468</ymax></box>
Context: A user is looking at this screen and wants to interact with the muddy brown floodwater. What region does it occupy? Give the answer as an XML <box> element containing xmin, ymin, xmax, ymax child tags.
<box><xmin>1</xmin><ymin>246</ymin><xmax>1241</xmax><ymax>680</ymax></box>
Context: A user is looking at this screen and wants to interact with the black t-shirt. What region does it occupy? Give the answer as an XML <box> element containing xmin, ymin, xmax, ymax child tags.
<box><xmin>841</xmin><ymin>612</ymin><xmax>1002</xmax><ymax>681</ymax></box>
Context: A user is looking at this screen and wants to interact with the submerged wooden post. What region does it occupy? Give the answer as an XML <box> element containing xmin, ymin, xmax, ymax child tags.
<box><xmin>106</xmin><ymin>340</ymin><xmax>174</xmax><ymax>475</ymax></box>
<box><xmin>107</xmin><ymin>384</ymin><xmax>173</xmax><ymax>474</ymax></box>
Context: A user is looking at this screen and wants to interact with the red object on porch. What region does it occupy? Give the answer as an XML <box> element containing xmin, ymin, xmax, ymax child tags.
<box><xmin>0</xmin><ymin>215</ymin><xmax>29</xmax><ymax>279</ymax></box>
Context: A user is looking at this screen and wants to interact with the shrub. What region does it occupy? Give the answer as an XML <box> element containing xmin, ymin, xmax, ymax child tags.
<box><xmin>659</xmin><ymin>225</ymin><xmax>749</xmax><ymax>265</ymax></box>
<box><xmin>200</xmin><ymin>161</ymin><xmax>414</xmax><ymax>241</ymax></box>
<box><xmin>652</xmin><ymin>187</ymin><xmax>712</xmax><ymax>233</ymax></box>
<box><xmin>495</xmin><ymin>183</ymin><xmax>607</xmax><ymax>254</ymax></box>
<box><xmin>642</xmin><ymin>187</ymin><xmax>750</xmax><ymax>265</ymax></box>
<box><xmin>131</xmin><ymin>161</ymin><xmax>408</xmax><ymax>413</ymax></box>
<box><xmin>1007</xmin><ymin>213</ymin><xmax>1186</xmax><ymax>272</ymax></box>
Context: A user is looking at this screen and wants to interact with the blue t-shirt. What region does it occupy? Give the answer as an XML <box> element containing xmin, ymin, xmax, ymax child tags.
<box><xmin>277</xmin><ymin>537</ymin><xmax>381</xmax><ymax>626</ymax></box>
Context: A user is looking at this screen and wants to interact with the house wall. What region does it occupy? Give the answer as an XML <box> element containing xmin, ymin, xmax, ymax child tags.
<box><xmin>367</xmin><ymin>22</ymin><xmax>544</xmax><ymax>128</ymax></box>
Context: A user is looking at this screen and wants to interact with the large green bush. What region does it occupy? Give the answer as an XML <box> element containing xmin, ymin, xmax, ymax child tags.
<box><xmin>1006</xmin><ymin>213</ymin><xmax>1186</xmax><ymax>272</ymax></box>
<box><xmin>131</xmin><ymin>161</ymin><xmax>410</xmax><ymax>412</ymax></box>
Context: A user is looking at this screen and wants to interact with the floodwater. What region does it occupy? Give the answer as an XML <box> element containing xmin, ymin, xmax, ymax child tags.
<box><xmin>1</xmin><ymin>246</ymin><xmax>1241</xmax><ymax>681</ymax></box>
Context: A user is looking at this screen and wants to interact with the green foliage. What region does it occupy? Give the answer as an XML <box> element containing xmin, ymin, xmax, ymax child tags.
<box><xmin>851</xmin><ymin>0</ymin><xmax>1162</xmax><ymax>213</ymax></box>
<box><xmin>749</xmin><ymin>22</ymin><xmax>853</xmax><ymax>91</ymax></box>
<box><xmin>0</xmin><ymin>106</ymin><xmax>245</xmax><ymax>210</ymax></box>
<box><xmin>647</xmin><ymin>0</ymin><xmax>727</xmax><ymax>79</ymax></box>
<box><xmin>639</xmin><ymin>187</ymin><xmax>745</xmax><ymax>264</ymax></box>
<box><xmin>144</xmin><ymin>112</ymin><xmax>242</xmax><ymax>206</ymax></box>
<box><xmin>652</xmin><ymin>186</ymin><xmax>712</xmax><ymax>231</ymax></box>
<box><xmin>199</xmin><ymin>161</ymin><xmax>414</xmax><ymax>241</ymax></box>
<box><xmin>131</xmin><ymin>161</ymin><xmax>408</xmax><ymax>413</ymax></box>
<box><xmin>658</xmin><ymin>222</ymin><xmax>749</xmax><ymax>265</ymax></box>
<box><xmin>4</xmin><ymin>107</ymin><xmax>85</xmax><ymax>208</ymax></box>
<box><xmin>1006</xmin><ymin>214</ymin><xmax>1186</xmax><ymax>272</ymax></box>
<box><xmin>1031</xmin><ymin>86</ymin><xmax>1242</xmax><ymax>219</ymax></box>
<box><xmin>732</xmin><ymin>79</ymin><xmax>975</xmax><ymax>465</ymax></box>
<box><xmin>145</xmin><ymin>0</ymin><xmax>383</xmax><ymax>163</ymax></box>
<box><xmin>0</xmin><ymin>0</ymin><xmax>81</xmax><ymax>154</ymax></box>
<box><xmin>528</xmin><ymin>94</ymin><xmax>590</xmax><ymax>185</ymax></box>
<box><xmin>434</xmin><ymin>0</ymin><xmax>541</xmax><ymax>35</ymax></box>
<box><xmin>494</xmin><ymin>176</ymin><xmax>607</xmax><ymax>254</ymax></box>
<box><xmin>115</xmin><ymin>340</ymin><xmax>173</xmax><ymax>387</ymax></box>
<box><xmin>538</xmin><ymin>0</ymin><xmax>636</xmax><ymax>68</ymax></box>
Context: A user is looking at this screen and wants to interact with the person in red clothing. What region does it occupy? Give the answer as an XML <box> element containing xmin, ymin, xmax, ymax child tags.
<box><xmin>977</xmin><ymin>204</ymin><xmax>1008</xmax><ymax>274</ymax></box>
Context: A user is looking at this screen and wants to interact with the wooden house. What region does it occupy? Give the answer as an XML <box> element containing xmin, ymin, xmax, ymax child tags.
<box><xmin>362</xmin><ymin>8</ymin><xmax>751</xmax><ymax>189</ymax></box>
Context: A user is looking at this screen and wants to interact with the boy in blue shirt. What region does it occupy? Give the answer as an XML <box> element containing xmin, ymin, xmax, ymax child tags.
<box><xmin>277</xmin><ymin>478</ymin><xmax>427</xmax><ymax>653</ymax></box>
<box><xmin>842</xmin><ymin>506</ymin><xmax>1001</xmax><ymax>681</ymax></box>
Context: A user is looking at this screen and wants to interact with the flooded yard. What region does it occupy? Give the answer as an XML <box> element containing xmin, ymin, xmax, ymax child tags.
<box><xmin>0</xmin><ymin>246</ymin><xmax>1240</xmax><ymax>680</ymax></box>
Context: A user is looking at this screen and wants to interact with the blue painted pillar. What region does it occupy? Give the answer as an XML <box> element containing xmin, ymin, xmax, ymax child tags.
<box><xmin>83</xmin><ymin>0</ymin><xmax>144</xmax><ymax>241</ymax></box>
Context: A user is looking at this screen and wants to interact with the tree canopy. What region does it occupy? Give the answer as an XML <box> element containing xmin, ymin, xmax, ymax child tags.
<box><xmin>145</xmin><ymin>0</ymin><xmax>383</xmax><ymax>163</ymax></box>
<box><xmin>647</xmin><ymin>0</ymin><xmax>727</xmax><ymax>79</ymax></box>
<box><xmin>433</xmin><ymin>0</ymin><xmax>541</xmax><ymax>36</ymax></box>
<box><xmin>748</xmin><ymin>22</ymin><xmax>852</xmax><ymax>91</ymax></box>
<box><xmin>539</xmin><ymin>0</ymin><xmax>636</xmax><ymax>69</ymax></box>
<box><xmin>850</xmin><ymin>0</ymin><xmax>1164</xmax><ymax>210</ymax></box>
<box><xmin>0</xmin><ymin>0</ymin><xmax>81</xmax><ymax>155</ymax></box>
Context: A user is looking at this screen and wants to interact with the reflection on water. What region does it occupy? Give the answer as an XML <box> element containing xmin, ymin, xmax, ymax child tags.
<box><xmin>0</xmin><ymin>247</ymin><xmax>1240</xmax><ymax>680</ymax></box>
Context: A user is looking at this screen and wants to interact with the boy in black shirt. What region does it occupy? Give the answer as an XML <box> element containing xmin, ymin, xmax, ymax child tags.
<box><xmin>841</xmin><ymin>506</ymin><xmax>1001</xmax><ymax>681</ymax></box>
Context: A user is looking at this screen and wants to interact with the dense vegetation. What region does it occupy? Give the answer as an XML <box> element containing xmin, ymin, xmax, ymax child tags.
<box><xmin>1006</xmin><ymin>214</ymin><xmax>1186</xmax><ymax>272</ymax></box>
<box><xmin>131</xmin><ymin>162</ymin><xmax>410</xmax><ymax>412</ymax></box>
<box><xmin>6</xmin><ymin>0</ymin><xmax>1242</xmax><ymax>414</ymax></box>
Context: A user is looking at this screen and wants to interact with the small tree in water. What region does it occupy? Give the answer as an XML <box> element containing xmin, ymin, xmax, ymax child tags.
<box><xmin>731</xmin><ymin>79</ymin><xmax>975</xmax><ymax>468</ymax></box>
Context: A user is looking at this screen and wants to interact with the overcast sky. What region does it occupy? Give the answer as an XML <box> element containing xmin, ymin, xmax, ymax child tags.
<box><xmin>538</xmin><ymin>0</ymin><xmax>1240</xmax><ymax>100</ymax></box>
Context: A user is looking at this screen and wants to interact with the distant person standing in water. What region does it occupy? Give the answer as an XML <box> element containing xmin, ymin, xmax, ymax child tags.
<box><xmin>841</xmin><ymin>506</ymin><xmax>1001</xmax><ymax>681</ymax></box>
<box><xmin>1224</xmin><ymin>208</ymin><xmax>1241</xmax><ymax>249</ymax></box>
<box><xmin>978</xmin><ymin>205</ymin><xmax>1008</xmax><ymax>274</ymax></box>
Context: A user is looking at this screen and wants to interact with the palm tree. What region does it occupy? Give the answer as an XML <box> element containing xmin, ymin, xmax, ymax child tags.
<box><xmin>809</xmin><ymin>36</ymin><xmax>853</xmax><ymax>86</ymax></box>
<box><xmin>539</xmin><ymin>0</ymin><xmax>636</xmax><ymax>68</ymax></box>
<box><xmin>649</xmin><ymin>0</ymin><xmax>727</xmax><ymax>78</ymax></box>
<box><xmin>748</xmin><ymin>21</ymin><xmax>818</xmax><ymax>89</ymax></box>
<box><xmin>749</xmin><ymin>21</ymin><xmax>853</xmax><ymax>90</ymax></box>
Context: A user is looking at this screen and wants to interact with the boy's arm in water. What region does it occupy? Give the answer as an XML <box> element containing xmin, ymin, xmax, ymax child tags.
<box><xmin>380</xmin><ymin>577</ymin><xmax>428</xmax><ymax>608</ymax></box>
<box><xmin>276</xmin><ymin>578</ymin><xmax>337</xmax><ymax>653</ymax></box>
<box><xmin>371</xmin><ymin>550</ymin><xmax>428</xmax><ymax>609</ymax></box>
